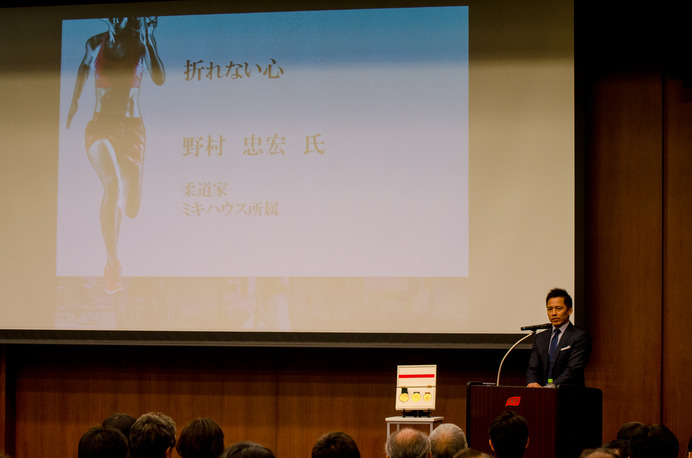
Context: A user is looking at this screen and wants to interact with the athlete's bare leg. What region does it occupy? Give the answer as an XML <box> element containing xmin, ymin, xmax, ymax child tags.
<box><xmin>87</xmin><ymin>138</ymin><xmax>124</xmax><ymax>293</ymax></box>
<box><xmin>119</xmin><ymin>150</ymin><xmax>144</xmax><ymax>219</ymax></box>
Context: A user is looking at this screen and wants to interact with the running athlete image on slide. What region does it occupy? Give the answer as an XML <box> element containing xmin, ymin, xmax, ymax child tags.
<box><xmin>66</xmin><ymin>17</ymin><xmax>165</xmax><ymax>294</ymax></box>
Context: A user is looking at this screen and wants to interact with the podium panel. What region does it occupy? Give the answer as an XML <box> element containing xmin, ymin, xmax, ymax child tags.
<box><xmin>466</xmin><ymin>383</ymin><xmax>602</xmax><ymax>458</ymax></box>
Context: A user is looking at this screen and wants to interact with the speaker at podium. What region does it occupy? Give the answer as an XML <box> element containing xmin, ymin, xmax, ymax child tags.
<box><xmin>466</xmin><ymin>382</ymin><xmax>602</xmax><ymax>458</ymax></box>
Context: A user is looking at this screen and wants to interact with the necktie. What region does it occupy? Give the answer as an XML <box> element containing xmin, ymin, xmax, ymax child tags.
<box><xmin>546</xmin><ymin>328</ymin><xmax>561</xmax><ymax>381</ymax></box>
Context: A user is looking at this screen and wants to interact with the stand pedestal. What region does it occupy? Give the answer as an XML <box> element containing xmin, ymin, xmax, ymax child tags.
<box><xmin>385</xmin><ymin>415</ymin><xmax>444</xmax><ymax>436</ymax></box>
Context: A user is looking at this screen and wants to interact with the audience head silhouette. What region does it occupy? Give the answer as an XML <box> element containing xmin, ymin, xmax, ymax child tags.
<box><xmin>616</xmin><ymin>421</ymin><xmax>645</xmax><ymax>442</ymax></box>
<box><xmin>312</xmin><ymin>431</ymin><xmax>360</xmax><ymax>458</ymax></box>
<box><xmin>488</xmin><ymin>411</ymin><xmax>529</xmax><ymax>458</ymax></box>
<box><xmin>385</xmin><ymin>428</ymin><xmax>431</xmax><ymax>458</ymax></box>
<box><xmin>429</xmin><ymin>423</ymin><xmax>467</xmax><ymax>458</ymax></box>
<box><xmin>601</xmin><ymin>439</ymin><xmax>628</xmax><ymax>457</ymax></box>
<box><xmin>578</xmin><ymin>448</ymin><xmax>617</xmax><ymax>458</ymax></box>
<box><xmin>219</xmin><ymin>441</ymin><xmax>275</xmax><ymax>458</ymax></box>
<box><xmin>102</xmin><ymin>413</ymin><xmax>136</xmax><ymax>439</ymax></box>
<box><xmin>452</xmin><ymin>448</ymin><xmax>492</xmax><ymax>458</ymax></box>
<box><xmin>129</xmin><ymin>412</ymin><xmax>177</xmax><ymax>458</ymax></box>
<box><xmin>78</xmin><ymin>426</ymin><xmax>128</xmax><ymax>458</ymax></box>
<box><xmin>628</xmin><ymin>424</ymin><xmax>679</xmax><ymax>458</ymax></box>
<box><xmin>176</xmin><ymin>417</ymin><xmax>225</xmax><ymax>458</ymax></box>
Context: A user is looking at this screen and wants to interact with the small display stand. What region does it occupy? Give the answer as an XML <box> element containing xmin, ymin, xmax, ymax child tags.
<box><xmin>385</xmin><ymin>415</ymin><xmax>444</xmax><ymax>436</ymax></box>
<box><xmin>386</xmin><ymin>364</ymin><xmax>441</xmax><ymax>436</ymax></box>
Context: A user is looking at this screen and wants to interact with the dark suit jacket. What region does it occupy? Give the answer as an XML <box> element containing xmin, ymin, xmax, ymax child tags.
<box><xmin>526</xmin><ymin>322</ymin><xmax>592</xmax><ymax>386</ymax></box>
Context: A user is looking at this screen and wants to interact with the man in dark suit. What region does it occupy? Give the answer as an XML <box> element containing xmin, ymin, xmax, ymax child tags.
<box><xmin>526</xmin><ymin>288</ymin><xmax>591</xmax><ymax>387</ymax></box>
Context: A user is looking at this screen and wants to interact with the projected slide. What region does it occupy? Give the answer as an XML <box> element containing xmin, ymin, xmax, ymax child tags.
<box><xmin>54</xmin><ymin>8</ymin><xmax>470</xmax><ymax>331</ymax></box>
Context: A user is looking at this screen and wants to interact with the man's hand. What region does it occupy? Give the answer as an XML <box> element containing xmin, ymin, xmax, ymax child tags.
<box><xmin>527</xmin><ymin>382</ymin><xmax>542</xmax><ymax>388</ymax></box>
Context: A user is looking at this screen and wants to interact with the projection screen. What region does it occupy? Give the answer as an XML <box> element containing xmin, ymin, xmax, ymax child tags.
<box><xmin>0</xmin><ymin>0</ymin><xmax>575</xmax><ymax>346</ymax></box>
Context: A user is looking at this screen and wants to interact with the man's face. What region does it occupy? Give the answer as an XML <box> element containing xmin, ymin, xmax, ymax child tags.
<box><xmin>546</xmin><ymin>296</ymin><xmax>572</xmax><ymax>327</ymax></box>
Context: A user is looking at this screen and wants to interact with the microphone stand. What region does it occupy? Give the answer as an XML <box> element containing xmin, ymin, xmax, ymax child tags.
<box><xmin>496</xmin><ymin>331</ymin><xmax>536</xmax><ymax>386</ymax></box>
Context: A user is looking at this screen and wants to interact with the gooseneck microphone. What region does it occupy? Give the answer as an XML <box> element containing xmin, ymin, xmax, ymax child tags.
<box><xmin>520</xmin><ymin>323</ymin><xmax>552</xmax><ymax>331</ymax></box>
<box><xmin>495</xmin><ymin>324</ymin><xmax>551</xmax><ymax>386</ymax></box>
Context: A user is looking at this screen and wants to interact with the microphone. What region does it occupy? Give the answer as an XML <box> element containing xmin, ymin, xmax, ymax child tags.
<box><xmin>496</xmin><ymin>323</ymin><xmax>552</xmax><ymax>385</ymax></box>
<box><xmin>520</xmin><ymin>323</ymin><xmax>552</xmax><ymax>331</ymax></box>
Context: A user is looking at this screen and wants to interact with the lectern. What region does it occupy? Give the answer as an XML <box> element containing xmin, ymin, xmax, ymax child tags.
<box><xmin>466</xmin><ymin>382</ymin><xmax>602</xmax><ymax>458</ymax></box>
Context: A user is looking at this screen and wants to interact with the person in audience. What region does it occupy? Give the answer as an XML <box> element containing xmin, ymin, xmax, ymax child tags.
<box><xmin>628</xmin><ymin>424</ymin><xmax>679</xmax><ymax>458</ymax></box>
<box><xmin>103</xmin><ymin>412</ymin><xmax>137</xmax><ymax>438</ymax></box>
<box><xmin>129</xmin><ymin>411</ymin><xmax>177</xmax><ymax>458</ymax></box>
<box><xmin>219</xmin><ymin>441</ymin><xmax>275</xmax><ymax>458</ymax></box>
<box><xmin>488</xmin><ymin>411</ymin><xmax>529</xmax><ymax>458</ymax></box>
<box><xmin>175</xmin><ymin>417</ymin><xmax>225</xmax><ymax>458</ymax></box>
<box><xmin>312</xmin><ymin>431</ymin><xmax>360</xmax><ymax>458</ymax></box>
<box><xmin>602</xmin><ymin>439</ymin><xmax>629</xmax><ymax>457</ymax></box>
<box><xmin>579</xmin><ymin>448</ymin><xmax>617</xmax><ymax>458</ymax></box>
<box><xmin>385</xmin><ymin>428</ymin><xmax>431</xmax><ymax>458</ymax></box>
<box><xmin>78</xmin><ymin>425</ymin><xmax>129</xmax><ymax>458</ymax></box>
<box><xmin>430</xmin><ymin>423</ymin><xmax>468</xmax><ymax>458</ymax></box>
<box><xmin>453</xmin><ymin>448</ymin><xmax>492</xmax><ymax>458</ymax></box>
<box><xmin>616</xmin><ymin>422</ymin><xmax>645</xmax><ymax>441</ymax></box>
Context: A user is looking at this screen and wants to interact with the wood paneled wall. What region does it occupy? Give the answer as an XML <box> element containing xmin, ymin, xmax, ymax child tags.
<box><xmin>583</xmin><ymin>69</ymin><xmax>665</xmax><ymax>438</ymax></box>
<box><xmin>1</xmin><ymin>347</ymin><xmax>14</xmax><ymax>457</ymax></box>
<box><xmin>663</xmin><ymin>76</ymin><xmax>692</xmax><ymax>449</ymax></box>
<box><xmin>1</xmin><ymin>345</ymin><xmax>528</xmax><ymax>458</ymax></box>
<box><xmin>580</xmin><ymin>2</ymin><xmax>692</xmax><ymax>456</ymax></box>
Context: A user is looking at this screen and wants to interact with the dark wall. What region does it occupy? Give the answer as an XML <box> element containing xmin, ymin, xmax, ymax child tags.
<box><xmin>581</xmin><ymin>1</ymin><xmax>692</xmax><ymax>455</ymax></box>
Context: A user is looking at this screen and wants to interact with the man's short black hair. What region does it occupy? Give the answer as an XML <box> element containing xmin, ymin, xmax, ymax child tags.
<box><xmin>616</xmin><ymin>421</ymin><xmax>645</xmax><ymax>441</ymax></box>
<box><xmin>628</xmin><ymin>424</ymin><xmax>679</xmax><ymax>458</ymax></box>
<box><xmin>546</xmin><ymin>288</ymin><xmax>572</xmax><ymax>309</ymax></box>
<box><xmin>102</xmin><ymin>413</ymin><xmax>136</xmax><ymax>438</ymax></box>
<box><xmin>176</xmin><ymin>417</ymin><xmax>225</xmax><ymax>458</ymax></box>
<box><xmin>78</xmin><ymin>426</ymin><xmax>128</xmax><ymax>458</ymax></box>
<box><xmin>219</xmin><ymin>441</ymin><xmax>275</xmax><ymax>458</ymax></box>
<box><xmin>129</xmin><ymin>412</ymin><xmax>177</xmax><ymax>458</ymax></box>
<box><xmin>488</xmin><ymin>411</ymin><xmax>529</xmax><ymax>458</ymax></box>
<box><xmin>312</xmin><ymin>432</ymin><xmax>360</xmax><ymax>458</ymax></box>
